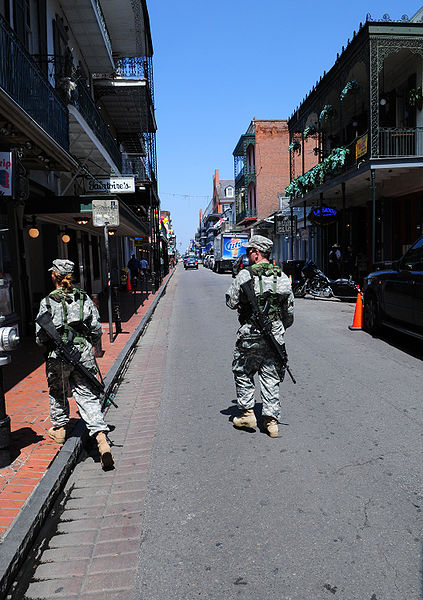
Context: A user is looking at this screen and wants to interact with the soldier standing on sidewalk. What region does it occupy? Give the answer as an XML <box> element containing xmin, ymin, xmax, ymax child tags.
<box><xmin>226</xmin><ymin>235</ymin><xmax>294</xmax><ymax>437</ymax></box>
<box><xmin>35</xmin><ymin>259</ymin><xmax>114</xmax><ymax>469</ymax></box>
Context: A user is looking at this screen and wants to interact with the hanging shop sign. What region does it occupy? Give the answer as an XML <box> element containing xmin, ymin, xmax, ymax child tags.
<box><xmin>92</xmin><ymin>198</ymin><xmax>120</xmax><ymax>227</ymax></box>
<box><xmin>309</xmin><ymin>205</ymin><xmax>338</xmax><ymax>226</ymax></box>
<box><xmin>355</xmin><ymin>134</ymin><xmax>368</xmax><ymax>160</ymax></box>
<box><xmin>86</xmin><ymin>176</ymin><xmax>135</xmax><ymax>194</ymax></box>
<box><xmin>275</xmin><ymin>215</ymin><xmax>296</xmax><ymax>235</ymax></box>
<box><xmin>0</xmin><ymin>152</ymin><xmax>13</xmax><ymax>197</ymax></box>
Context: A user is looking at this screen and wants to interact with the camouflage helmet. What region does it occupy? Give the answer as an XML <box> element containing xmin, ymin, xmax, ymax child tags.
<box><xmin>246</xmin><ymin>235</ymin><xmax>273</xmax><ymax>254</ymax></box>
<box><xmin>48</xmin><ymin>259</ymin><xmax>75</xmax><ymax>275</ymax></box>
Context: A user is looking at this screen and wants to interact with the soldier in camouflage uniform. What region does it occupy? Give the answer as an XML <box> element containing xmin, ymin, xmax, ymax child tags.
<box><xmin>35</xmin><ymin>259</ymin><xmax>114</xmax><ymax>469</ymax></box>
<box><xmin>226</xmin><ymin>235</ymin><xmax>294</xmax><ymax>437</ymax></box>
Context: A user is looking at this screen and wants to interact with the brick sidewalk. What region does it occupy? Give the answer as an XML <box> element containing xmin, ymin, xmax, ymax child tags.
<box><xmin>12</xmin><ymin>267</ymin><xmax>177</xmax><ymax>599</ymax></box>
<box><xmin>0</xmin><ymin>273</ymin><xmax>173</xmax><ymax>538</ymax></box>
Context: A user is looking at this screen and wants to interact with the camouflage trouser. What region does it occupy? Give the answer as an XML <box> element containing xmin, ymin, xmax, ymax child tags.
<box><xmin>46</xmin><ymin>356</ymin><xmax>108</xmax><ymax>437</ymax></box>
<box><xmin>232</xmin><ymin>333</ymin><xmax>285</xmax><ymax>421</ymax></box>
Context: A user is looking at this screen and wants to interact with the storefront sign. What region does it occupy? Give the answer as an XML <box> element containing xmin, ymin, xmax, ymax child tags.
<box><xmin>86</xmin><ymin>177</ymin><xmax>135</xmax><ymax>194</ymax></box>
<box><xmin>310</xmin><ymin>206</ymin><xmax>338</xmax><ymax>226</ymax></box>
<box><xmin>275</xmin><ymin>215</ymin><xmax>295</xmax><ymax>235</ymax></box>
<box><xmin>355</xmin><ymin>134</ymin><xmax>368</xmax><ymax>160</ymax></box>
<box><xmin>92</xmin><ymin>199</ymin><xmax>120</xmax><ymax>227</ymax></box>
<box><xmin>0</xmin><ymin>152</ymin><xmax>13</xmax><ymax>196</ymax></box>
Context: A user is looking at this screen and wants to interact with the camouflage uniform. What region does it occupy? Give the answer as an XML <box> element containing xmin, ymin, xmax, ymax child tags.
<box><xmin>226</xmin><ymin>263</ymin><xmax>294</xmax><ymax>421</ymax></box>
<box><xmin>35</xmin><ymin>287</ymin><xmax>108</xmax><ymax>436</ymax></box>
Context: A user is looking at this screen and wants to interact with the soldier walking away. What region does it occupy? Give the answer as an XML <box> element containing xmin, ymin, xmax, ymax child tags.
<box><xmin>226</xmin><ymin>235</ymin><xmax>294</xmax><ymax>438</ymax></box>
<box><xmin>35</xmin><ymin>259</ymin><xmax>114</xmax><ymax>469</ymax></box>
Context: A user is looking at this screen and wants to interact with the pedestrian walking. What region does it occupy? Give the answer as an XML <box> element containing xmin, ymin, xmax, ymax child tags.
<box><xmin>328</xmin><ymin>243</ymin><xmax>342</xmax><ymax>279</ymax></box>
<box><xmin>226</xmin><ymin>235</ymin><xmax>294</xmax><ymax>438</ymax></box>
<box><xmin>35</xmin><ymin>259</ymin><xmax>114</xmax><ymax>469</ymax></box>
<box><xmin>128</xmin><ymin>254</ymin><xmax>140</xmax><ymax>289</ymax></box>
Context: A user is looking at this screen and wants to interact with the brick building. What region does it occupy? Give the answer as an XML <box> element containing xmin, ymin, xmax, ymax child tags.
<box><xmin>233</xmin><ymin>119</ymin><xmax>291</xmax><ymax>229</ymax></box>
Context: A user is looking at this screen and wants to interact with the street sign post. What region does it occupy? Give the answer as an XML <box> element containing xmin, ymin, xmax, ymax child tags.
<box><xmin>92</xmin><ymin>199</ymin><xmax>120</xmax><ymax>343</ymax></box>
<box><xmin>92</xmin><ymin>199</ymin><xmax>119</xmax><ymax>227</ymax></box>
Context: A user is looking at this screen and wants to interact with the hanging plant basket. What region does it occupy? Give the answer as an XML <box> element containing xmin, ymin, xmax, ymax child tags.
<box><xmin>285</xmin><ymin>147</ymin><xmax>349</xmax><ymax>198</ymax></box>
<box><xmin>319</xmin><ymin>104</ymin><xmax>335</xmax><ymax>123</ymax></box>
<box><xmin>408</xmin><ymin>86</ymin><xmax>423</xmax><ymax>110</ymax></box>
<box><xmin>288</xmin><ymin>140</ymin><xmax>301</xmax><ymax>153</ymax></box>
<box><xmin>303</xmin><ymin>125</ymin><xmax>317</xmax><ymax>140</ymax></box>
<box><xmin>340</xmin><ymin>80</ymin><xmax>361</xmax><ymax>102</ymax></box>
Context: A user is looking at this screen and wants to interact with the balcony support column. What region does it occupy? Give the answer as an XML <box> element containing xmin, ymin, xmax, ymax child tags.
<box><xmin>371</xmin><ymin>169</ymin><xmax>376</xmax><ymax>268</ymax></box>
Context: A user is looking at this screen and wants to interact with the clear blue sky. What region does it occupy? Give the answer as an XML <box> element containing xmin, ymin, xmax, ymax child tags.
<box><xmin>148</xmin><ymin>1</ymin><xmax>423</xmax><ymax>252</ymax></box>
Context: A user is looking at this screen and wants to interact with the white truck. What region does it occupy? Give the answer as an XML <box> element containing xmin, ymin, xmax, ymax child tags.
<box><xmin>213</xmin><ymin>233</ymin><xmax>249</xmax><ymax>273</ymax></box>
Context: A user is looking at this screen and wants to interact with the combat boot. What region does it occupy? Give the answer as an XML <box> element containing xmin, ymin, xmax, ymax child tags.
<box><xmin>47</xmin><ymin>426</ymin><xmax>66</xmax><ymax>444</ymax></box>
<box><xmin>96</xmin><ymin>431</ymin><xmax>114</xmax><ymax>469</ymax></box>
<box><xmin>233</xmin><ymin>408</ymin><xmax>257</xmax><ymax>429</ymax></box>
<box><xmin>263</xmin><ymin>416</ymin><xmax>278</xmax><ymax>438</ymax></box>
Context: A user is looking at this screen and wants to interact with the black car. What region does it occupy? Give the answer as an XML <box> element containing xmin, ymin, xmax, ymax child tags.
<box><xmin>232</xmin><ymin>253</ymin><xmax>249</xmax><ymax>277</ymax></box>
<box><xmin>363</xmin><ymin>235</ymin><xmax>423</xmax><ymax>340</ymax></box>
<box><xmin>184</xmin><ymin>257</ymin><xmax>198</xmax><ymax>270</ymax></box>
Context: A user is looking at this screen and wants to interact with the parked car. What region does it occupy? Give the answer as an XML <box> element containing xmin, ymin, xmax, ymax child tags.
<box><xmin>209</xmin><ymin>255</ymin><xmax>215</xmax><ymax>271</ymax></box>
<box><xmin>232</xmin><ymin>253</ymin><xmax>250</xmax><ymax>277</ymax></box>
<box><xmin>363</xmin><ymin>235</ymin><xmax>423</xmax><ymax>340</ymax></box>
<box><xmin>203</xmin><ymin>254</ymin><xmax>211</xmax><ymax>268</ymax></box>
<box><xmin>184</xmin><ymin>256</ymin><xmax>198</xmax><ymax>270</ymax></box>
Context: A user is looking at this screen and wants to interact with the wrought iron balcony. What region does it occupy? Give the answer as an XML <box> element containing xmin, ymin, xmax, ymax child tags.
<box><xmin>236</xmin><ymin>208</ymin><xmax>257</xmax><ymax>223</ymax></box>
<box><xmin>235</xmin><ymin>165</ymin><xmax>256</xmax><ymax>185</ymax></box>
<box><xmin>0</xmin><ymin>14</ymin><xmax>69</xmax><ymax>150</ymax></box>
<box><xmin>70</xmin><ymin>78</ymin><xmax>122</xmax><ymax>172</ymax></box>
<box><xmin>122</xmin><ymin>157</ymin><xmax>147</xmax><ymax>181</ymax></box>
<box><xmin>378</xmin><ymin>127</ymin><xmax>423</xmax><ymax>157</ymax></box>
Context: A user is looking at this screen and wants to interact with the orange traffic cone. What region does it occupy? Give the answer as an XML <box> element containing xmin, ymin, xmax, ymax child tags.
<box><xmin>349</xmin><ymin>292</ymin><xmax>363</xmax><ymax>330</ymax></box>
<box><xmin>289</xmin><ymin>274</ymin><xmax>292</xmax><ymax>285</ymax></box>
<box><xmin>126</xmin><ymin>276</ymin><xmax>132</xmax><ymax>292</ymax></box>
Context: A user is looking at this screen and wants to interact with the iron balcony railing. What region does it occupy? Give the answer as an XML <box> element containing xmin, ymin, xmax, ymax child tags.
<box><xmin>70</xmin><ymin>78</ymin><xmax>122</xmax><ymax>172</ymax></box>
<box><xmin>378</xmin><ymin>127</ymin><xmax>423</xmax><ymax>157</ymax></box>
<box><xmin>0</xmin><ymin>14</ymin><xmax>69</xmax><ymax>150</ymax></box>
<box><xmin>236</xmin><ymin>208</ymin><xmax>257</xmax><ymax>223</ymax></box>
<box><xmin>115</xmin><ymin>56</ymin><xmax>154</xmax><ymax>104</ymax></box>
<box><xmin>235</xmin><ymin>165</ymin><xmax>256</xmax><ymax>185</ymax></box>
<box><xmin>122</xmin><ymin>157</ymin><xmax>147</xmax><ymax>180</ymax></box>
<box><xmin>93</xmin><ymin>0</ymin><xmax>113</xmax><ymax>59</ymax></box>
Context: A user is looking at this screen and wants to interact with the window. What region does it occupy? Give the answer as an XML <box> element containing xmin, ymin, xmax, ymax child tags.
<box><xmin>225</xmin><ymin>187</ymin><xmax>234</xmax><ymax>198</ymax></box>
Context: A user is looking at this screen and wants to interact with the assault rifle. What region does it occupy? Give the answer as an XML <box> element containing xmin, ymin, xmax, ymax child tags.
<box><xmin>240</xmin><ymin>278</ymin><xmax>296</xmax><ymax>384</ymax></box>
<box><xmin>36</xmin><ymin>311</ymin><xmax>110</xmax><ymax>398</ymax></box>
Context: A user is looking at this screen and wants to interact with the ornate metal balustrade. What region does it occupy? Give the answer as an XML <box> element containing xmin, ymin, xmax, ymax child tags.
<box><xmin>236</xmin><ymin>208</ymin><xmax>257</xmax><ymax>223</ymax></box>
<box><xmin>378</xmin><ymin>127</ymin><xmax>423</xmax><ymax>157</ymax></box>
<box><xmin>70</xmin><ymin>78</ymin><xmax>122</xmax><ymax>172</ymax></box>
<box><xmin>122</xmin><ymin>156</ymin><xmax>147</xmax><ymax>180</ymax></box>
<box><xmin>0</xmin><ymin>14</ymin><xmax>69</xmax><ymax>150</ymax></box>
<box><xmin>115</xmin><ymin>56</ymin><xmax>155</xmax><ymax>103</ymax></box>
<box><xmin>235</xmin><ymin>165</ymin><xmax>256</xmax><ymax>185</ymax></box>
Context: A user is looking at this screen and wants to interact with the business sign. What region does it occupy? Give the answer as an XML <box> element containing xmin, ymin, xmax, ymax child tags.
<box><xmin>222</xmin><ymin>237</ymin><xmax>248</xmax><ymax>260</ymax></box>
<box><xmin>275</xmin><ymin>215</ymin><xmax>295</xmax><ymax>235</ymax></box>
<box><xmin>309</xmin><ymin>205</ymin><xmax>338</xmax><ymax>226</ymax></box>
<box><xmin>355</xmin><ymin>134</ymin><xmax>368</xmax><ymax>160</ymax></box>
<box><xmin>92</xmin><ymin>199</ymin><xmax>119</xmax><ymax>227</ymax></box>
<box><xmin>86</xmin><ymin>177</ymin><xmax>135</xmax><ymax>194</ymax></box>
<box><xmin>0</xmin><ymin>152</ymin><xmax>13</xmax><ymax>196</ymax></box>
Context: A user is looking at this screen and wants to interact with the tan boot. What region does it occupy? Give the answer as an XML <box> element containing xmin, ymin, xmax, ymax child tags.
<box><xmin>48</xmin><ymin>426</ymin><xmax>66</xmax><ymax>444</ymax></box>
<box><xmin>263</xmin><ymin>416</ymin><xmax>278</xmax><ymax>438</ymax></box>
<box><xmin>233</xmin><ymin>408</ymin><xmax>257</xmax><ymax>429</ymax></box>
<box><xmin>96</xmin><ymin>431</ymin><xmax>114</xmax><ymax>469</ymax></box>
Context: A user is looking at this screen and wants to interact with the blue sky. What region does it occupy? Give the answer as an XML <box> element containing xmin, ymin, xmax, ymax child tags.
<box><xmin>147</xmin><ymin>1</ymin><xmax>423</xmax><ymax>252</ymax></box>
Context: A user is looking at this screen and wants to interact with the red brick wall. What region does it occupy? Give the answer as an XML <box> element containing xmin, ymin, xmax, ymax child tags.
<box><xmin>254</xmin><ymin>120</ymin><xmax>291</xmax><ymax>220</ymax></box>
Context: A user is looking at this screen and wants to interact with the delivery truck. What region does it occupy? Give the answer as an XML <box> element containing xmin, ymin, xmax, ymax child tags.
<box><xmin>213</xmin><ymin>233</ymin><xmax>249</xmax><ymax>273</ymax></box>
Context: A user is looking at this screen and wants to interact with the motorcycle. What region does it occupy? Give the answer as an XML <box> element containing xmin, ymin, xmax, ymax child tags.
<box><xmin>293</xmin><ymin>259</ymin><xmax>360</xmax><ymax>300</ymax></box>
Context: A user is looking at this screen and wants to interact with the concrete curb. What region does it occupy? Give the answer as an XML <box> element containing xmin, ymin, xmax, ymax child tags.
<box><xmin>0</xmin><ymin>270</ymin><xmax>174</xmax><ymax>599</ymax></box>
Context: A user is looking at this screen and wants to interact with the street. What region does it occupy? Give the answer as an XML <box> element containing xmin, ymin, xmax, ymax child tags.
<box><xmin>8</xmin><ymin>265</ymin><xmax>423</xmax><ymax>600</ymax></box>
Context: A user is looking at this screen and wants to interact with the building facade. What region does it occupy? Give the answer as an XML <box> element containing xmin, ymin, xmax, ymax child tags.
<box><xmin>0</xmin><ymin>0</ymin><xmax>159</xmax><ymax>334</ymax></box>
<box><xmin>286</xmin><ymin>11</ymin><xmax>423</xmax><ymax>277</ymax></box>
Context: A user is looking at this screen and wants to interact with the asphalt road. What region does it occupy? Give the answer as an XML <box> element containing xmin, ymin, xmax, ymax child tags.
<box><xmin>135</xmin><ymin>265</ymin><xmax>423</xmax><ymax>600</ymax></box>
